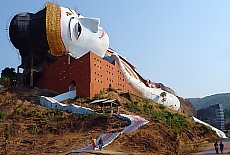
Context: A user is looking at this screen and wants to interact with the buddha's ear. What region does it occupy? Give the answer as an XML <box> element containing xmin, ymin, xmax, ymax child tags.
<box><xmin>79</xmin><ymin>17</ymin><xmax>100</xmax><ymax>33</ymax></box>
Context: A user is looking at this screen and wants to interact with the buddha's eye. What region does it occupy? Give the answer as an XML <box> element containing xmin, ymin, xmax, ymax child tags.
<box><xmin>69</xmin><ymin>17</ymin><xmax>82</xmax><ymax>40</ymax></box>
<box><xmin>77</xmin><ymin>22</ymin><xmax>82</xmax><ymax>39</ymax></box>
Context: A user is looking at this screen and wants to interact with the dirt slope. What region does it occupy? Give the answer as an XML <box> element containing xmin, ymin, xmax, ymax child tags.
<box><xmin>0</xmin><ymin>86</ymin><xmax>222</xmax><ymax>155</ymax></box>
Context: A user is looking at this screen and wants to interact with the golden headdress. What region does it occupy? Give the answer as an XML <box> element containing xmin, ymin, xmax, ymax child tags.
<box><xmin>46</xmin><ymin>2</ymin><xmax>66</xmax><ymax>56</ymax></box>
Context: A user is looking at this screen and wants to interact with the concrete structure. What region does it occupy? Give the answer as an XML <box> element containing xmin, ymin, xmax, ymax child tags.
<box><xmin>35</xmin><ymin>49</ymin><xmax>181</xmax><ymax>111</ymax></box>
<box><xmin>197</xmin><ymin>104</ymin><xmax>225</xmax><ymax>130</ymax></box>
<box><xmin>35</xmin><ymin>51</ymin><xmax>137</xmax><ymax>98</ymax></box>
<box><xmin>191</xmin><ymin>116</ymin><xmax>226</xmax><ymax>138</ymax></box>
<box><xmin>40</xmin><ymin>90</ymin><xmax>94</xmax><ymax>114</ymax></box>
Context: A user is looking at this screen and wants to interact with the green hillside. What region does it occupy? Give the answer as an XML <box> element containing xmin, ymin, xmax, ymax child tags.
<box><xmin>187</xmin><ymin>93</ymin><xmax>230</xmax><ymax>110</ymax></box>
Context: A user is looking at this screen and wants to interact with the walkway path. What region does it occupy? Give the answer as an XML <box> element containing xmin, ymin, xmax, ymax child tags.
<box><xmin>194</xmin><ymin>139</ymin><xmax>230</xmax><ymax>155</ymax></box>
<box><xmin>40</xmin><ymin>93</ymin><xmax>149</xmax><ymax>154</ymax></box>
<box><xmin>71</xmin><ymin>114</ymin><xmax>149</xmax><ymax>154</ymax></box>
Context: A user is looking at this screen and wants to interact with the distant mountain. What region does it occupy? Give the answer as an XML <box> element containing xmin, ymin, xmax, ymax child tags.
<box><xmin>187</xmin><ymin>93</ymin><xmax>230</xmax><ymax>110</ymax></box>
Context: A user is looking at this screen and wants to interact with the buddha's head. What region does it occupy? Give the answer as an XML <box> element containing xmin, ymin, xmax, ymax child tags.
<box><xmin>46</xmin><ymin>2</ymin><xmax>109</xmax><ymax>58</ymax></box>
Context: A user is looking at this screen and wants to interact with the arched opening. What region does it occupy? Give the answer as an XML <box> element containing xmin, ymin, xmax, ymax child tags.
<box><xmin>69</xmin><ymin>80</ymin><xmax>76</xmax><ymax>91</ymax></box>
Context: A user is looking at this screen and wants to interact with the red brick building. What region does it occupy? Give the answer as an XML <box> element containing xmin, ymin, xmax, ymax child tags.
<box><xmin>35</xmin><ymin>51</ymin><xmax>137</xmax><ymax>98</ymax></box>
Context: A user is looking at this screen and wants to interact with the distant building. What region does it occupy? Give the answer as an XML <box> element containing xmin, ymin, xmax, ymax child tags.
<box><xmin>197</xmin><ymin>104</ymin><xmax>225</xmax><ymax>130</ymax></box>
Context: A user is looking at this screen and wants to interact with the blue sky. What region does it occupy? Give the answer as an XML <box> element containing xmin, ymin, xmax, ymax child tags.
<box><xmin>1</xmin><ymin>0</ymin><xmax>230</xmax><ymax>98</ymax></box>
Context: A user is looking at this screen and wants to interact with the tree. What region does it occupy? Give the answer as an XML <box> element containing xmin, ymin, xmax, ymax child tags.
<box><xmin>160</xmin><ymin>92</ymin><xmax>167</xmax><ymax>104</ymax></box>
<box><xmin>1</xmin><ymin>67</ymin><xmax>16</xmax><ymax>80</ymax></box>
<box><xmin>0</xmin><ymin>67</ymin><xmax>16</xmax><ymax>86</ymax></box>
<box><xmin>0</xmin><ymin>77</ymin><xmax>11</xmax><ymax>87</ymax></box>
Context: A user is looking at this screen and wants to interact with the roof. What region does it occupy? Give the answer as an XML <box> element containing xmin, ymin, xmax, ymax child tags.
<box><xmin>91</xmin><ymin>98</ymin><xmax>122</xmax><ymax>107</ymax></box>
<box><xmin>91</xmin><ymin>98</ymin><xmax>109</xmax><ymax>104</ymax></box>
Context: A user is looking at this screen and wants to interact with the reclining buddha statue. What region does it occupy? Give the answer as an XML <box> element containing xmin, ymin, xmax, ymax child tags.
<box><xmin>9</xmin><ymin>2</ymin><xmax>109</xmax><ymax>59</ymax></box>
<box><xmin>9</xmin><ymin>2</ymin><xmax>180</xmax><ymax>110</ymax></box>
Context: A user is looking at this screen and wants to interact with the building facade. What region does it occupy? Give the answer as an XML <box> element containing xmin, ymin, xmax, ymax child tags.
<box><xmin>35</xmin><ymin>52</ymin><xmax>137</xmax><ymax>98</ymax></box>
<box><xmin>197</xmin><ymin>104</ymin><xmax>225</xmax><ymax>130</ymax></box>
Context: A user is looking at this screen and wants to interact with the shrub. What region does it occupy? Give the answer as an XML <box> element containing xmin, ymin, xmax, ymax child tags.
<box><xmin>0</xmin><ymin>91</ymin><xmax>6</xmax><ymax>96</ymax></box>
<box><xmin>92</xmin><ymin>94</ymin><xmax>100</xmax><ymax>100</ymax></box>
<box><xmin>125</xmin><ymin>97</ymin><xmax>189</xmax><ymax>133</ymax></box>
<box><xmin>201</xmin><ymin>124</ymin><xmax>211</xmax><ymax>131</ymax></box>
<box><xmin>153</xmin><ymin>110</ymin><xmax>189</xmax><ymax>133</ymax></box>
<box><xmin>78</xmin><ymin>113</ymin><xmax>92</xmax><ymax>120</ymax></box>
<box><xmin>107</xmin><ymin>86</ymin><xmax>117</xmax><ymax>93</ymax></box>
<box><xmin>125</xmin><ymin>102</ymin><xmax>137</xmax><ymax>112</ymax></box>
<box><xmin>16</xmin><ymin>107</ymin><xmax>26</xmax><ymax>116</ymax></box>
<box><xmin>158</xmin><ymin>104</ymin><xmax>166</xmax><ymax>110</ymax></box>
<box><xmin>148</xmin><ymin>104</ymin><xmax>154</xmax><ymax>109</ymax></box>
<box><xmin>84</xmin><ymin>97</ymin><xmax>91</xmax><ymax>103</ymax></box>
<box><xmin>226</xmin><ymin>132</ymin><xmax>230</xmax><ymax>138</ymax></box>
<box><xmin>194</xmin><ymin>142</ymin><xmax>202</xmax><ymax>149</ymax></box>
<box><xmin>133</xmin><ymin>101</ymin><xmax>138</xmax><ymax>105</ymax></box>
<box><xmin>29</xmin><ymin>124</ymin><xmax>39</xmax><ymax>134</ymax></box>
<box><xmin>28</xmin><ymin>109</ymin><xmax>43</xmax><ymax>118</ymax></box>
<box><xmin>0</xmin><ymin>77</ymin><xmax>11</xmax><ymax>87</ymax></box>
<box><xmin>0</xmin><ymin>112</ymin><xmax>5</xmax><ymax>121</ymax></box>
<box><xmin>4</xmin><ymin>124</ymin><xmax>9</xmax><ymax>141</ymax></box>
<box><xmin>97</xmin><ymin>113</ymin><xmax>110</xmax><ymax>119</ymax></box>
<box><xmin>143</xmin><ymin>98</ymin><xmax>151</xmax><ymax>105</ymax></box>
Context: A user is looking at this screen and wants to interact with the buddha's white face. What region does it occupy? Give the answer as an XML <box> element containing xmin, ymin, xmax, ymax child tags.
<box><xmin>60</xmin><ymin>6</ymin><xmax>109</xmax><ymax>58</ymax></box>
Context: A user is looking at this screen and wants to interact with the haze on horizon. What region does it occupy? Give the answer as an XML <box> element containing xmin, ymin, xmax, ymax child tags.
<box><xmin>1</xmin><ymin>0</ymin><xmax>230</xmax><ymax>98</ymax></box>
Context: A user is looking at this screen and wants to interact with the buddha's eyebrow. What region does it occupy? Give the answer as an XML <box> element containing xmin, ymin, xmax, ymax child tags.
<box><xmin>65</xmin><ymin>8</ymin><xmax>75</xmax><ymax>16</ymax></box>
<box><xmin>68</xmin><ymin>8</ymin><xmax>74</xmax><ymax>14</ymax></box>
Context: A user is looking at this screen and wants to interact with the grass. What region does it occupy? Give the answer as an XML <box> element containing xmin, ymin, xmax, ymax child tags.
<box><xmin>200</xmin><ymin>124</ymin><xmax>211</xmax><ymax>131</ymax></box>
<box><xmin>107</xmin><ymin>87</ymin><xmax>117</xmax><ymax>93</ymax></box>
<box><xmin>124</xmin><ymin>99</ymin><xmax>189</xmax><ymax>134</ymax></box>
<box><xmin>0</xmin><ymin>112</ymin><xmax>5</xmax><ymax>121</ymax></box>
<box><xmin>194</xmin><ymin>141</ymin><xmax>203</xmax><ymax>150</ymax></box>
<box><xmin>29</xmin><ymin>124</ymin><xmax>39</xmax><ymax>134</ymax></box>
